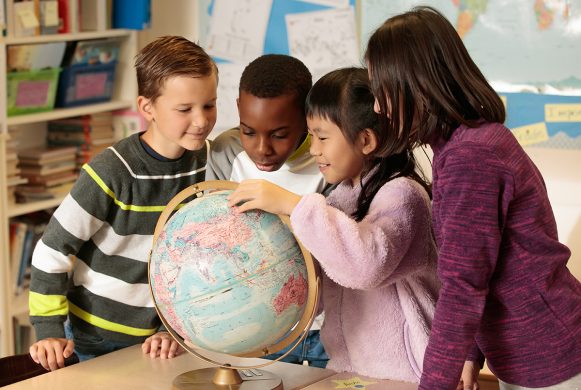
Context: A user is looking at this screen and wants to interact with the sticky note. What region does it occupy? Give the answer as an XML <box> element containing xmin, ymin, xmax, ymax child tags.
<box><xmin>42</xmin><ymin>2</ymin><xmax>60</xmax><ymax>27</ymax></box>
<box><xmin>332</xmin><ymin>377</ymin><xmax>378</xmax><ymax>389</ymax></box>
<box><xmin>545</xmin><ymin>104</ymin><xmax>581</xmax><ymax>122</ymax></box>
<box><xmin>511</xmin><ymin>122</ymin><xmax>549</xmax><ymax>146</ymax></box>
<box><xmin>17</xmin><ymin>6</ymin><xmax>39</xmax><ymax>29</ymax></box>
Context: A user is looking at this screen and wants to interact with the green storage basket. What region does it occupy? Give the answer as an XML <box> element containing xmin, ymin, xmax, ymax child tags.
<box><xmin>7</xmin><ymin>68</ymin><xmax>61</xmax><ymax>116</ymax></box>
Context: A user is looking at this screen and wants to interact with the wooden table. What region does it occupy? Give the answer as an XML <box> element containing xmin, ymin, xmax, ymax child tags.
<box><xmin>3</xmin><ymin>345</ymin><xmax>336</xmax><ymax>389</ymax></box>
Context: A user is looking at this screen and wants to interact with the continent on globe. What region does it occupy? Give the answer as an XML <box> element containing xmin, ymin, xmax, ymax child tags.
<box><xmin>273</xmin><ymin>273</ymin><xmax>308</xmax><ymax>315</ymax></box>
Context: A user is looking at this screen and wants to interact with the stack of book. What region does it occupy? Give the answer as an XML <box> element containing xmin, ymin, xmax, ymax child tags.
<box><xmin>47</xmin><ymin>112</ymin><xmax>116</xmax><ymax>167</ymax></box>
<box><xmin>6</xmin><ymin>131</ymin><xmax>28</xmax><ymax>203</ymax></box>
<box><xmin>15</xmin><ymin>146</ymin><xmax>79</xmax><ymax>203</ymax></box>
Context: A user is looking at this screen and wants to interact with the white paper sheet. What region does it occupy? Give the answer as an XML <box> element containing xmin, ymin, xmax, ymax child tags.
<box><xmin>210</xmin><ymin>63</ymin><xmax>246</xmax><ymax>138</ymax></box>
<box><xmin>206</xmin><ymin>0</ymin><xmax>273</xmax><ymax>63</ymax></box>
<box><xmin>295</xmin><ymin>0</ymin><xmax>349</xmax><ymax>7</ymax></box>
<box><xmin>286</xmin><ymin>7</ymin><xmax>360</xmax><ymax>81</ymax></box>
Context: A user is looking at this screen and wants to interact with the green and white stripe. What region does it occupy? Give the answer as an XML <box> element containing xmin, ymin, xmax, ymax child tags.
<box><xmin>30</xmin><ymin>133</ymin><xmax>207</xmax><ymax>342</ymax></box>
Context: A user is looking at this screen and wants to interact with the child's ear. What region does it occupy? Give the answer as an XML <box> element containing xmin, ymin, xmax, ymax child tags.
<box><xmin>236</xmin><ymin>97</ymin><xmax>240</xmax><ymax>114</ymax></box>
<box><xmin>137</xmin><ymin>96</ymin><xmax>154</xmax><ymax>122</ymax></box>
<box><xmin>359</xmin><ymin>128</ymin><xmax>378</xmax><ymax>156</ymax></box>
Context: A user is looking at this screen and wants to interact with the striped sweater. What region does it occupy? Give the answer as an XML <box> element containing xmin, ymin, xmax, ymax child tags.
<box><xmin>29</xmin><ymin>133</ymin><xmax>208</xmax><ymax>345</ymax></box>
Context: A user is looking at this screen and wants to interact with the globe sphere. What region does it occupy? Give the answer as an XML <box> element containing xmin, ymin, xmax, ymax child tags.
<box><xmin>149</xmin><ymin>190</ymin><xmax>309</xmax><ymax>356</ymax></box>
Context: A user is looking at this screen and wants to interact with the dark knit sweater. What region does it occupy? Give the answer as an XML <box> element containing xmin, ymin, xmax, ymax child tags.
<box><xmin>30</xmin><ymin>133</ymin><xmax>207</xmax><ymax>346</ymax></box>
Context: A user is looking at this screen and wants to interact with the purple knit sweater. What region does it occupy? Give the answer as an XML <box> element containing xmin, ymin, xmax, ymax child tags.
<box><xmin>291</xmin><ymin>177</ymin><xmax>440</xmax><ymax>382</ymax></box>
<box><xmin>419</xmin><ymin>122</ymin><xmax>581</xmax><ymax>389</ymax></box>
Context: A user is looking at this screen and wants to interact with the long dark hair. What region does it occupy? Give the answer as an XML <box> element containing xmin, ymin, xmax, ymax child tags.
<box><xmin>364</xmin><ymin>6</ymin><xmax>505</xmax><ymax>157</ymax></box>
<box><xmin>306</xmin><ymin>67</ymin><xmax>430</xmax><ymax>221</ymax></box>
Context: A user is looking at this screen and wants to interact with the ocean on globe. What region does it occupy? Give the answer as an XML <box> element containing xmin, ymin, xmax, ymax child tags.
<box><xmin>149</xmin><ymin>190</ymin><xmax>308</xmax><ymax>355</ymax></box>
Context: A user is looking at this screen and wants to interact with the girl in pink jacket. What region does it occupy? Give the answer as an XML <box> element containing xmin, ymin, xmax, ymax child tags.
<box><xmin>228</xmin><ymin>67</ymin><xmax>439</xmax><ymax>383</ymax></box>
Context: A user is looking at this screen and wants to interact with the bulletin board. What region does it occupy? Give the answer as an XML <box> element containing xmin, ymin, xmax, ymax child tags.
<box><xmin>198</xmin><ymin>0</ymin><xmax>581</xmax><ymax>149</ymax></box>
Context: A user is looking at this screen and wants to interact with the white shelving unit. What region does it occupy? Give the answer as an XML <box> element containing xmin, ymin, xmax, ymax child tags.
<box><xmin>0</xmin><ymin>6</ymin><xmax>138</xmax><ymax>356</ymax></box>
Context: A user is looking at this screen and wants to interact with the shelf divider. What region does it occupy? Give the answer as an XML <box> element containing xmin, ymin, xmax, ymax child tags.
<box><xmin>8</xmin><ymin>193</ymin><xmax>67</xmax><ymax>219</ymax></box>
<box><xmin>7</xmin><ymin>100</ymin><xmax>134</xmax><ymax>126</ymax></box>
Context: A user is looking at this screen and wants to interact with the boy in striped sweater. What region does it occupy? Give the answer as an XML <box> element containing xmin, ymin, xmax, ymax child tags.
<box><xmin>28</xmin><ymin>36</ymin><xmax>218</xmax><ymax>371</ymax></box>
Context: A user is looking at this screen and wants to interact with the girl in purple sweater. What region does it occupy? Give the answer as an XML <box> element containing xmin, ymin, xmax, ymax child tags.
<box><xmin>228</xmin><ymin>67</ymin><xmax>440</xmax><ymax>382</ymax></box>
<box><xmin>365</xmin><ymin>6</ymin><xmax>581</xmax><ymax>390</ymax></box>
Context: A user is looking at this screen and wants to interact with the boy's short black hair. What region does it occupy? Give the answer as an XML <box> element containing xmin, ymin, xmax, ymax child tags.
<box><xmin>239</xmin><ymin>54</ymin><xmax>312</xmax><ymax>112</ymax></box>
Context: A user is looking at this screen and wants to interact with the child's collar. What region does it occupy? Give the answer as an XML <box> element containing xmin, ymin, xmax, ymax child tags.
<box><xmin>288</xmin><ymin>133</ymin><xmax>311</xmax><ymax>162</ymax></box>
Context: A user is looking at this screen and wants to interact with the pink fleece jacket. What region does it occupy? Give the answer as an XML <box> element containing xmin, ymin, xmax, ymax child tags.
<box><xmin>290</xmin><ymin>177</ymin><xmax>440</xmax><ymax>383</ymax></box>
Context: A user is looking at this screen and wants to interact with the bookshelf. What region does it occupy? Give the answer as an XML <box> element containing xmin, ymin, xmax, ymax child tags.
<box><xmin>0</xmin><ymin>1</ymin><xmax>138</xmax><ymax>356</ymax></box>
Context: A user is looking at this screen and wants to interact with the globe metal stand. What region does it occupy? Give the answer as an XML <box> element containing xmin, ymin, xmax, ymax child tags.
<box><xmin>171</xmin><ymin>366</ymin><xmax>283</xmax><ymax>390</ymax></box>
<box><xmin>149</xmin><ymin>181</ymin><xmax>321</xmax><ymax>390</ymax></box>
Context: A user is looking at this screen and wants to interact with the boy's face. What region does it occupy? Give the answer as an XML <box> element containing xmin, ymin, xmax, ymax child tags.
<box><xmin>237</xmin><ymin>91</ymin><xmax>307</xmax><ymax>172</ymax></box>
<box><xmin>139</xmin><ymin>74</ymin><xmax>217</xmax><ymax>159</ymax></box>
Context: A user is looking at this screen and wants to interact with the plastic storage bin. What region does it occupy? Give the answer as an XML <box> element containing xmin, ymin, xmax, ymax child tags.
<box><xmin>55</xmin><ymin>62</ymin><xmax>117</xmax><ymax>108</ymax></box>
<box><xmin>6</xmin><ymin>68</ymin><xmax>61</xmax><ymax>116</ymax></box>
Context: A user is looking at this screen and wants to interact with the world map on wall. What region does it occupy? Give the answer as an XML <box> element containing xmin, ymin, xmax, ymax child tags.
<box><xmin>361</xmin><ymin>0</ymin><xmax>581</xmax><ymax>88</ymax></box>
<box><xmin>455</xmin><ymin>0</ymin><xmax>572</xmax><ymax>37</ymax></box>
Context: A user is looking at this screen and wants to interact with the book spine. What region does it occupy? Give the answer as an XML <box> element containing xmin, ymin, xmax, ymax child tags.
<box><xmin>10</xmin><ymin>222</ymin><xmax>28</xmax><ymax>294</ymax></box>
<box><xmin>34</xmin><ymin>0</ymin><xmax>41</xmax><ymax>35</ymax></box>
<box><xmin>57</xmin><ymin>0</ymin><xmax>69</xmax><ymax>33</ymax></box>
<box><xmin>16</xmin><ymin>226</ymin><xmax>35</xmax><ymax>294</ymax></box>
<box><xmin>83</xmin><ymin>115</ymin><xmax>92</xmax><ymax>145</ymax></box>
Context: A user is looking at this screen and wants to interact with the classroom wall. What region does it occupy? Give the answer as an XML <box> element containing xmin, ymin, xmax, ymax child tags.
<box><xmin>525</xmin><ymin>148</ymin><xmax>581</xmax><ymax>280</ymax></box>
<box><xmin>138</xmin><ymin>3</ymin><xmax>580</xmax><ymax>281</ymax></box>
<box><xmin>137</xmin><ymin>0</ymin><xmax>199</xmax><ymax>50</ymax></box>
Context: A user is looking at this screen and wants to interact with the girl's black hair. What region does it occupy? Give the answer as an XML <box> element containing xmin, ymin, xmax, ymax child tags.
<box><xmin>364</xmin><ymin>6</ymin><xmax>505</xmax><ymax>156</ymax></box>
<box><xmin>306</xmin><ymin>67</ymin><xmax>431</xmax><ymax>221</ymax></box>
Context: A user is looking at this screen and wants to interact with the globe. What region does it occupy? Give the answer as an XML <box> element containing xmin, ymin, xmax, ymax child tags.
<box><xmin>149</xmin><ymin>184</ymin><xmax>312</xmax><ymax>358</ymax></box>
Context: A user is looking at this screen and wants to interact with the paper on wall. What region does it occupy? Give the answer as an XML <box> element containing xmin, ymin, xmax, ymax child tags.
<box><xmin>206</xmin><ymin>0</ymin><xmax>273</xmax><ymax>63</ymax></box>
<box><xmin>295</xmin><ymin>0</ymin><xmax>350</xmax><ymax>7</ymax></box>
<box><xmin>211</xmin><ymin>63</ymin><xmax>246</xmax><ymax>138</ymax></box>
<box><xmin>286</xmin><ymin>7</ymin><xmax>360</xmax><ymax>81</ymax></box>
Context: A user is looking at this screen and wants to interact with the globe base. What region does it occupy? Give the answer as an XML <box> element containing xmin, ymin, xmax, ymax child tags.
<box><xmin>172</xmin><ymin>367</ymin><xmax>283</xmax><ymax>390</ymax></box>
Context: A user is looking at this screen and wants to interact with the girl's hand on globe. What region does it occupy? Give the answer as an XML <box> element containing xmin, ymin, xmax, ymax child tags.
<box><xmin>142</xmin><ymin>331</ymin><xmax>184</xmax><ymax>359</ymax></box>
<box><xmin>227</xmin><ymin>179</ymin><xmax>301</xmax><ymax>216</ymax></box>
